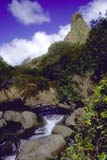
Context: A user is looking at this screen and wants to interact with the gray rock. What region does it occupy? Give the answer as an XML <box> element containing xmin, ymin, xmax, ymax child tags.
<box><xmin>58</xmin><ymin>103</ymin><xmax>71</xmax><ymax>109</ymax></box>
<box><xmin>21</xmin><ymin>111</ymin><xmax>38</xmax><ymax>129</ymax></box>
<box><xmin>3</xmin><ymin>111</ymin><xmax>39</xmax><ymax>129</ymax></box>
<box><xmin>17</xmin><ymin>135</ymin><xmax>66</xmax><ymax>160</ymax></box>
<box><xmin>65</xmin><ymin>108</ymin><xmax>85</xmax><ymax>126</ymax></box>
<box><xmin>0</xmin><ymin>111</ymin><xmax>3</xmax><ymax>119</ymax></box>
<box><xmin>58</xmin><ymin>102</ymin><xmax>76</xmax><ymax>110</ymax></box>
<box><xmin>0</xmin><ymin>119</ymin><xmax>7</xmax><ymax>128</ymax></box>
<box><xmin>64</xmin><ymin>13</ymin><xmax>90</xmax><ymax>44</ymax></box>
<box><xmin>52</xmin><ymin>125</ymin><xmax>73</xmax><ymax>138</ymax></box>
<box><xmin>3</xmin><ymin>111</ymin><xmax>21</xmax><ymax>122</ymax></box>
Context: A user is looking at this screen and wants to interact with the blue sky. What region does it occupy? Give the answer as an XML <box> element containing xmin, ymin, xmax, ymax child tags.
<box><xmin>0</xmin><ymin>0</ymin><xmax>90</xmax><ymax>43</ymax></box>
<box><xmin>0</xmin><ymin>0</ymin><xmax>107</xmax><ymax>65</ymax></box>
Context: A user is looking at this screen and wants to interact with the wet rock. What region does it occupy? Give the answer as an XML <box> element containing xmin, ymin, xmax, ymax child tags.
<box><xmin>0</xmin><ymin>111</ymin><xmax>3</xmax><ymax>119</ymax></box>
<box><xmin>0</xmin><ymin>140</ymin><xmax>13</xmax><ymax>157</ymax></box>
<box><xmin>33</xmin><ymin>105</ymin><xmax>70</xmax><ymax>116</ymax></box>
<box><xmin>65</xmin><ymin>108</ymin><xmax>85</xmax><ymax>126</ymax></box>
<box><xmin>17</xmin><ymin>135</ymin><xmax>66</xmax><ymax>160</ymax></box>
<box><xmin>58</xmin><ymin>103</ymin><xmax>72</xmax><ymax>109</ymax></box>
<box><xmin>4</xmin><ymin>111</ymin><xmax>21</xmax><ymax>122</ymax></box>
<box><xmin>21</xmin><ymin>111</ymin><xmax>38</xmax><ymax>129</ymax></box>
<box><xmin>3</xmin><ymin>110</ymin><xmax>39</xmax><ymax>129</ymax></box>
<box><xmin>52</xmin><ymin>125</ymin><xmax>73</xmax><ymax>138</ymax></box>
<box><xmin>0</xmin><ymin>134</ymin><xmax>20</xmax><ymax>157</ymax></box>
<box><xmin>5</xmin><ymin>121</ymin><xmax>22</xmax><ymax>135</ymax></box>
<box><xmin>58</xmin><ymin>102</ymin><xmax>76</xmax><ymax>111</ymax></box>
<box><xmin>0</xmin><ymin>99</ymin><xmax>30</xmax><ymax>112</ymax></box>
<box><xmin>0</xmin><ymin>119</ymin><xmax>7</xmax><ymax>128</ymax></box>
<box><xmin>65</xmin><ymin>112</ymin><xmax>75</xmax><ymax>126</ymax></box>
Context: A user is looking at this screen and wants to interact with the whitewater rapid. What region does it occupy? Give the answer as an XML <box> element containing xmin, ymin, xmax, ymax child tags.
<box><xmin>3</xmin><ymin>114</ymin><xmax>64</xmax><ymax>160</ymax></box>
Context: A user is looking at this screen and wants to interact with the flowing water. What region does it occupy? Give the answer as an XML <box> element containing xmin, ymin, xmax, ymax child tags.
<box><xmin>2</xmin><ymin>114</ymin><xmax>64</xmax><ymax>160</ymax></box>
<box><xmin>30</xmin><ymin>114</ymin><xmax>64</xmax><ymax>140</ymax></box>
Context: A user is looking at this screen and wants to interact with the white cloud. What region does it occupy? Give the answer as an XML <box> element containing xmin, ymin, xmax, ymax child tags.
<box><xmin>0</xmin><ymin>24</ymin><xmax>70</xmax><ymax>66</ymax></box>
<box><xmin>79</xmin><ymin>0</ymin><xmax>107</xmax><ymax>24</ymax></box>
<box><xmin>8</xmin><ymin>0</ymin><xmax>50</xmax><ymax>25</ymax></box>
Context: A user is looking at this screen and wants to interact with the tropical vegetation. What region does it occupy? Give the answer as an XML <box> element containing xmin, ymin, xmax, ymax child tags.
<box><xmin>0</xmin><ymin>14</ymin><xmax>107</xmax><ymax>159</ymax></box>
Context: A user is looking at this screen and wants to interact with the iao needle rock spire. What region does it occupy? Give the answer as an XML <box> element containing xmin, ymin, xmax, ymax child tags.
<box><xmin>64</xmin><ymin>13</ymin><xmax>90</xmax><ymax>44</ymax></box>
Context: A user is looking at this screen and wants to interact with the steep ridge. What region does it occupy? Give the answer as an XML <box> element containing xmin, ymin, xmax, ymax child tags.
<box><xmin>64</xmin><ymin>13</ymin><xmax>90</xmax><ymax>44</ymax></box>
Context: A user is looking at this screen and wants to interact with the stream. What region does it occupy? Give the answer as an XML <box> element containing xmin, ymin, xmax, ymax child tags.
<box><xmin>1</xmin><ymin>114</ymin><xmax>64</xmax><ymax>160</ymax></box>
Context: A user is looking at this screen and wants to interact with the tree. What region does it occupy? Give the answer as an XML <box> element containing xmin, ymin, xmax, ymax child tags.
<box><xmin>0</xmin><ymin>57</ymin><xmax>12</xmax><ymax>97</ymax></box>
<box><xmin>86</xmin><ymin>16</ymin><xmax>107</xmax><ymax>78</ymax></box>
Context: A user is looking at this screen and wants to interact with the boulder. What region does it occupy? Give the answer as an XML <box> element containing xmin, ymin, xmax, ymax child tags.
<box><xmin>3</xmin><ymin>111</ymin><xmax>21</xmax><ymax>122</ymax></box>
<box><xmin>0</xmin><ymin>119</ymin><xmax>7</xmax><ymax>128</ymax></box>
<box><xmin>52</xmin><ymin>125</ymin><xmax>73</xmax><ymax>138</ymax></box>
<box><xmin>0</xmin><ymin>111</ymin><xmax>3</xmax><ymax>119</ymax></box>
<box><xmin>58</xmin><ymin>103</ymin><xmax>72</xmax><ymax>109</ymax></box>
<box><xmin>16</xmin><ymin>135</ymin><xmax>66</xmax><ymax>160</ymax></box>
<box><xmin>65</xmin><ymin>108</ymin><xmax>85</xmax><ymax>126</ymax></box>
<box><xmin>21</xmin><ymin>111</ymin><xmax>38</xmax><ymax>129</ymax></box>
<box><xmin>58</xmin><ymin>102</ymin><xmax>76</xmax><ymax>111</ymax></box>
<box><xmin>3</xmin><ymin>111</ymin><xmax>39</xmax><ymax>129</ymax></box>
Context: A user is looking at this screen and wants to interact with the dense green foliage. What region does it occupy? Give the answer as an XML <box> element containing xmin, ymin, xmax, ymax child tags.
<box><xmin>60</xmin><ymin>16</ymin><xmax>107</xmax><ymax>160</ymax></box>
<box><xmin>1</xmin><ymin>13</ymin><xmax>107</xmax><ymax>160</ymax></box>
<box><xmin>11</xmin><ymin>41</ymin><xmax>86</xmax><ymax>101</ymax></box>
<box><xmin>36</xmin><ymin>42</ymin><xmax>88</xmax><ymax>102</ymax></box>
<box><xmin>12</xmin><ymin>66</ymin><xmax>49</xmax><ymax>100</ymax></box>
<box><xmin>0</xmin><ymin>57</ymin><xmax>12</xmax><ymax>91</ymax></box>
<box><xmin>57</xmin><ymin>75</ymin><xmax>80</xmax><ymax>102</ymax></box>
<box><xmin>60</xmin><ymin>78</ymin><xmax>107</xmax><ymax>160</ymax></box>
<box><xmin>86</xmin><ymin>16</ymin><xmax>107</xmax><ymax>78</ymax></box>
<box><xmin>1</xmin><ymin>16</ymin><xmax>107</xmax><ymax>102</ymax></box>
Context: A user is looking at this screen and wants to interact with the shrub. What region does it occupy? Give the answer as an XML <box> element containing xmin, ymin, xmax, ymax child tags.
<box><xmin>60</xmin><ymin>77</ymin><xmax>107</xmax><ymax>160</ymax></box>
<box><xmin>86</xmin><ymin>16</ymin><xmax>107</xmax><ymax>78</ymax></box>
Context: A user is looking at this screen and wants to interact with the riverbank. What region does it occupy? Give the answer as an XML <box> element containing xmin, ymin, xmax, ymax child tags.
<box><xmin>0</xmin><ymin>98</ymin><xmax>84</xmax><ymax>160</ymax></box>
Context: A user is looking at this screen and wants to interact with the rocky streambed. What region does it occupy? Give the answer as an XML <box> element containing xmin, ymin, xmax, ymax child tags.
<box><xmin>0</xmin><ymin>99</ymin><xmax>85</xmax><ymax>160</ymax></box>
